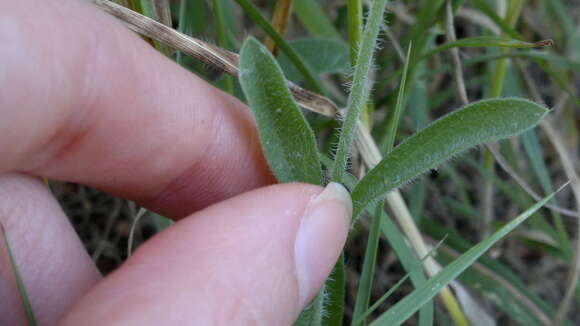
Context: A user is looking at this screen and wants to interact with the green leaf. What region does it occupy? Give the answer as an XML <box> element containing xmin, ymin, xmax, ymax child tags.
<box><xmin>234</xmin><ymin>0</ymin><xmax>324</xmax><ymax>93</ymax></box>
<box><xmin>352</xmin><ymin>98</ymin><xmax>549</xmax><ymax>217</ymax></box>
<box><xmin>351</xmin><ymin>206</ymin><xmax>382</xmax><ymax>325</ymax></box>
<box><xmin>422</xmin><ymin>36</ymin><xmax>552</xmax><ymax>61</ymax></box>
<box><xmin>294</xmin><ymin>0</ymin><xmax>342</xmax><ymax>40</ymax></box>
<box><xmin>383</xmin><ymin>43</ymin><xmax>413</xmax><ymax>154</ymax></box>
<box><xmin>323</xmin><ymin>257</ymin><xmax>345</xmax><ymax>326</ymax></box>
<box><xmin>239</xmin><ymin>37</ymin><xmax>323</xmax><ymax>185</ymax></box>
<box><xmin>331</xmin><ymin>0</ymin><xmax>390</xmax><ymax>182</ymax></box>
<box><xmin>1</xmin><ymin>223</ymin><xmax>37</xmax><ymax>326</ymax></box>
<box><xmin>278</xmin><ymin>38</ymin><xmax>350</xmax><ymax>83</ymax></box>
<box><xmin>369</xmin><ymin>189</ymin><xmax>560</xmax><ymax>326</ymax></box>
<box><xmin>379</xmin><ymin>209</ymin><xmax>434</xmax><ymax>326</ymax></box>
<box><xmin>469</xmin><ymin>0</ymin><xmax>521</xmax><ymax>39</ymax></box>
<box><xmin>422</xmin><ymin>220</ymin><xmax>575</xmax><ymax>326</ymax></box>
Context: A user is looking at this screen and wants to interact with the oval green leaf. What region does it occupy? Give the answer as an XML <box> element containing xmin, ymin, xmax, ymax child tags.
<box><xmin>352</xmin><ymin>98</ymin><xmax>549</xmax><ymax>216</ymax></box>
<box><xmin>239</xmin><ymin>37</ymin><xmax>323</xmax><ymax>185</ymax></box>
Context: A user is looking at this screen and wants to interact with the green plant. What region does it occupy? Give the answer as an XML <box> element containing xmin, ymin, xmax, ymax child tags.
<box><xmin>88</xmin><ymin>1</ymin><xmax>580</xmax><ymax>325</ymax></box>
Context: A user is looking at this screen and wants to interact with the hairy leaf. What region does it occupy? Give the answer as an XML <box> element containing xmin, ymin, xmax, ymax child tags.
<box><xmin>239</xmin><ymin>37</ymin><xmax>323</xmax><ymax>185</ymax></box>
<box><xmin>352</xmin><ymin>98</ymin><xmax>549</xmax><ymax>217</ymax></box>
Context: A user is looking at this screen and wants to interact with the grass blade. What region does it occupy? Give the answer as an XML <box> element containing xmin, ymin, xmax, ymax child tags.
<box><xmin>1</xmin><ymin>223</ymin><xmax>37</xmax><ymax>325</ymax></box>
<box><xmin>383</xmin><ymin>43</ymin><xmax>412</xmax><ymax>153</ymax></box>
<box><xmin>211</xmin><ymin>0</ymin><xmax>234</xmax><ymax>93</ymax></box>
<box><xmin>421</xmin><ymin>36</ymin><xmax>553</xmax><ymax>61</ymax></box>
<box><xmin>352</xmin><ymin>98</ymin><xmax>549</xmax><ymax>217</ymax></box>
<box><xmin>351</xmin><ymin>205</ymin><xmax>382</xmax><ymax>325</ymax></box>
<box><xmin>370</xmin><ymin>187</ymin><xmax>563</xmax><ymax>326</ymax></box>
<box><xmin>234</xmin><ymin>0</ymin><xmax>324</xmax><ymax>93</ymax></box>
<box><xmin>331</xmin><ymin>0</ymin><xmax>390</xmax><ymax>182</ymax></box>
<box><xmin>294</xmin><ymin>0</ymin><xmax>341</xmax><ymax>39</ymax></box>
<box><xmin>239</xmin><ymin>37</ymin><xmax>323</xmax><ymax>185</ymax></box>
<box><xmin>277</xmin><ymin>38</ymin><xmax>350</xmax><ymax>83</ymax></box>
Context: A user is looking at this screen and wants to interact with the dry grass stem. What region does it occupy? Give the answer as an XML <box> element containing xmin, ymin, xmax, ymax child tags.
<box><xmin>149</xmin><ymin>0</ymin><xmax>172</xmax><ymax>27</ymax></box>
<box><xmin>265</xmin><ymin>0</ymin><xmax>294</xmax><ymax>54</ymax></box>
<box><xmin>94</xmin><ymin>0</ymin><xmax>338</xmax><ymax>117</ymax></box>
<box><xmin>436</xmin><ymin>243</ymin><xmax>552</xmax><ymax>326</ymax></box>
<box><xmin>445</xmin><ymin>0</ymin><xmax>469</xmax><ymax>106</ymax></box>
<box><xmin>541</xmin><ymin>121</ymin><xmax>580</xmax><ymax>326</ymax></box>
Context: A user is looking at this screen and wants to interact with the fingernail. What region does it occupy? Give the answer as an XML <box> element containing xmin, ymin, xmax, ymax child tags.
<box><xmin>294</xmin><ymin>182</ymin><xmax>352</xmax><ymax>307</ymax></box>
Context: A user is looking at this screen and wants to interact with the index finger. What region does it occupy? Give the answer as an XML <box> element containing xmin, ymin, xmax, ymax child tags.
<box><xmin>0</xmin><ymin>0</ymin><xmax>275</xmax><ymax>218</ymax></box>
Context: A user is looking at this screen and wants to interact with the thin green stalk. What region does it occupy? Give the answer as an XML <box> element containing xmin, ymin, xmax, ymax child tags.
<box><xmin>331</xmin><ymin>0</ymin><xmax>390</xmax><ymax>183</ymax></box>
<box><xmin>351</xmin><ymin>205</ymin><xmax>383</xmax><ymax>325</ymax></box>
<box><xmin>347</xmin><ymin>0</ymin><xmax>371</xmax><ymax>128</ymax></box>
<box><xmin>294</xmin><ymin>0</ymin><xmax>341</xmax><ymax>39</ymax></box>
<box><xmin>1</xmin><ymin>224</ymin><xmax>36</xmax><ymax>325</ymax></box>
<box><xmin>175</xmin><ymin>0</ymin><xmax>187</xmax><ymax>66</ymax></box>
<box><xmin>265</xmin><ymin>0</ymin><xmax>294</xmax><ymax>54</ymax></box>
<box><xmin>482</xmin><ymin>0</ymin><xmax>524</xmax><ymax>239</ymax></box>
<box><xmin>347</xmin><ymin>0</ymin><xmax>363</xmax><ymax>66</ymax></box>
<box><xmin>127</xmin><ymin>0</ymin><xmax>143</xmax><ymax>13</ymax></box>
<box><xmin>384</xmin><ymin>43</ymin><xmax>412</xmax><ymax>153</ymax></box>
<box><xmin>234</xmin><ymin>0</ymin><xmax>324</xmax><ymax>94</ymax></box>
<box><xmin>212</xmin><ymin>0</ymin><xmax>234</xmax><ymax>93</ymax></box>
<box><xmin>489</xmin><ymin>0</ymin><xmax>523</xmax><ymax>97</ymax></box>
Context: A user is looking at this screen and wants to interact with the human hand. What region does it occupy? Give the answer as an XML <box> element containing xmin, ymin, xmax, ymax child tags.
<box><xmin>0</xmin><ymin>0</ymin><xmax>351</xmax><ymax>324</ymax></box>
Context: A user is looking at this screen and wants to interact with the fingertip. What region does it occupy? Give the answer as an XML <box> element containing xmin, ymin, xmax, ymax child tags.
<box><xmin>59</xmin><ymin>183</ymin><xmax>352</xmax><ymax>325</ymax></box>
<box><xmin>293</xmin><ymin>182</ymin><xmax>351</xmax><ymax>307</ymax></box>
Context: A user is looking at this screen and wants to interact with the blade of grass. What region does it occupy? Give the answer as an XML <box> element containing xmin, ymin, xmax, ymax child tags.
<box><xmin>382</xmin><ymin>43</ymin><xmax>412</xmax><ymax>153</ymax></box>
<box><xmin>370</xmin><ymin>187</ymin><xmax>564</xmax><ymax>326</ymax></box>
<box><xmin>1</xmin><ymin>223</ymin><xmax>36</xmax><ymax>326</ymax></box>
<box><xmin>379</xmin><ymin>209</ymin><xmax>434</xmax><ymax>326</ymax></box>
<box><xmin>331</xmin><ymin>0</ymin><xmax>390</xmax><ymax>183</ymax></box>
<box><xmin>293</xmin><ymin>0</ymin><xmax>341</xmax><ymax>40</ymax></box>
<box><xmin>351</xmin><ymin>205</ymin><xmax>383</xmax><ymax>325</ymax></box>
<box><xmin>423</xmin><ymin>221</ymin><xmax>574</xmax><ymax>326</ymax></box>
<box><xmin>521</xmin><ymin>129</ymin><xmax>570</xmax><ymax>249</ymax></box>
<box><xmin>211</xmin><ymin>0</ymin><xmax>234</xmax><ymax>93</ymax></box>
<box><xmin>234</xmin><ymin>0</ymin><xmax>324</xmax><ymax>93</ymax></box>
<box><xmin>541</xmin><ymin>122</ymin><xmax>580</xmax><ymax>325</ymax></box>
<box><xmin>265</xmin><ymin>0</ymin><xmax>294</xmax><ymax>54</ymax></box>
<box><xmin>423</xmin><ymin>36</ymin><xmax>552</xmax><ymax>61</ymax></box>
<box><xmin>277</xmin><ymin>38</ymin><xmax>350</xmax><ymax>83</ymax></box>
<box><xmin>352</xmin><ymin>234</ymin><xmax>448</xmax><ymax>326</ymax></box>
<box><xmin>481</xmin><ymin>0</ymin><xmax>523</xmax><ymax>240</ymax></box>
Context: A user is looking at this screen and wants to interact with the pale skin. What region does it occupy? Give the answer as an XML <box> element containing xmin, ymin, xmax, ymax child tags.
<box><xmin>0</xmin><ymin>0</ymin><xmax>351</xmax><ymax>325</ymax></box>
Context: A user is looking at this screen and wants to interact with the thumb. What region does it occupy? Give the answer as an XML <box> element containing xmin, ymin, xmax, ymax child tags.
<box><xmin>60</xmin><ymin>183</ymin><xmax>351</xmax><ymax>325</ymax></box>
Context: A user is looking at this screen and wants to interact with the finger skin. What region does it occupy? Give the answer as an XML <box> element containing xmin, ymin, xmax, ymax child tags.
<box><xmin>0</xmin><ymin>0</ymin><xmax>274</xmax><ymax>219</ymax></box>
<box><xmin>0</xmin><ymin>174</ymin><xmax>101</xmax><ymax>326</ymax></box>
<box><xmin>60</xmin><ymin>184</ymin><xmax>349</xmax><ymax>326</ymax></box>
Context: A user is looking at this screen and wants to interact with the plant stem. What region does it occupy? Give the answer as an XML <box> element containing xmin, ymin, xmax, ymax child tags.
<box><xmin>234</xmin><ymin>0</ymin><xmax>324</xmax><ymax>94</ymax></box>
<box><xmin>384</xmin><ymin>43</ymin><xmax>412</xmax><ymax>153</ymax></box>
<box><xmin>482</xmin><ymin>0</ymin><xmax>523</xmax><ymax>239</ymax></box>
<box><xmin>265</xmin><ymin>0</ymin><xmax>294</xmax><ymax>54</ymax></box>
<box><xmin>331</xmin><ymin>0</ymin><xmax>390</xmax><ymax>183</ymax></box>
<box><xmin>347</xmin><ymin>0</ymin><xmax>363</xmax><ymax>66</ymax></box>
<box><xmin>212</xmin><ymin>0</ymin><xmax>234</xmax><ymax>93</ymax></box>
<box><xmin>347</xmin><ymin>0</ymin><xmax>372</xmax><ymax>129</ymax></box>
